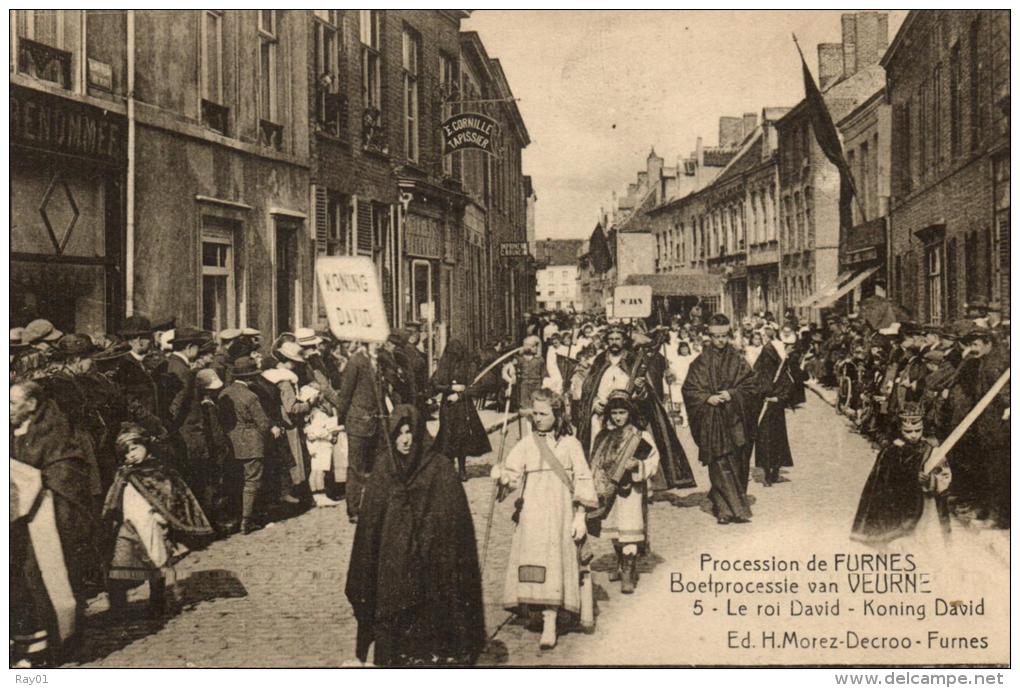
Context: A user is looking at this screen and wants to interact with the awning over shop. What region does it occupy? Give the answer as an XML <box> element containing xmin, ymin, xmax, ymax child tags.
<box><xmin>796</xmin><ymin>271</ymin><xmax>854</xmax><ymax>309</ymax></box>
<box><xmin>813</xmin><ymin>265</ymin><xmax>880</xmax><ymax>308</ymax></box>
<box><xmin>623</xmin><ymin>272</ymin><xmax>724</xmax><ymax>298</ymax></box>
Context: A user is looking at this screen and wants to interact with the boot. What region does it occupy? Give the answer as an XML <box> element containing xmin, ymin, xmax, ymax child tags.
<box><xmin>147</xmin><ymin>576</ymin><xmax>167</xmax><ymax>619</ymax></box>
<box><xmin>539</xmin><ymin>609</ymin><xmax>557</xmax><ymax>650</ymax></box>
<box><xmin>608</xmin><ymin>544</ymin><xmax>623</xmax><ymax>582</ymax></box>
<box><xmin>240</xmin><ymin>518</ymin><xmax>258</xmax><ymax>534</ymax></box>
<box><xmin>457</xmin><ymin>457</ymin><xmax>468</xmax><ymax>482</ymax></box>
<box><xmin>621</xmin><ymin>554</ymin><xmax>637</xmax><ymax>594</ymax></box>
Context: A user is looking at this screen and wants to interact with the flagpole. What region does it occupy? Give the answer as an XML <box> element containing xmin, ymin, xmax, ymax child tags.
<box><xmin>792</xmin><ymin>33</ymin><xmax>869</xmax><ymax>225</ymax></box>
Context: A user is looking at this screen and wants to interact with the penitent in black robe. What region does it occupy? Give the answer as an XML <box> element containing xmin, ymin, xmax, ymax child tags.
<box><xmin>851</xmin><ymin>440</ymin><xmax>930</xmax><ymax>544</ymax></box>
<box><xmin>682</xmin><ymin>344</ymin><xmax>760</xmax><ymax>520</ymax></box>
<box><xmin>345</xmin><ymin>406</ymin><xmax>486</xmax><ymax>666</ymax></box>
<box><xmin>752</xmin><ymin>343</ymin><xmax>795</xmax><ymax>478</ymax></box>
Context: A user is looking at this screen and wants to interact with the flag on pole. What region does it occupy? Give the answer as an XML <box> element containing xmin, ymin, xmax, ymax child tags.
<box><xmin>793</xmin><ymin>34</ymin><xmax>858</xmax><ymax>234</ymax></box>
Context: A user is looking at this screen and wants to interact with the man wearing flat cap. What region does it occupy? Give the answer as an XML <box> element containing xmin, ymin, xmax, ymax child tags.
<box><xmin>682</xmin><ymin>314</ymin><xmax>761</xmax><ymax>524</ymax></box>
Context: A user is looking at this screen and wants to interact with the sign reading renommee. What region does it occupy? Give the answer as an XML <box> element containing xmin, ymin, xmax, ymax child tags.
<box><xmin>316</xmin><ymin>256</ymin><xmax>390</xmax><ymax>343</ymax></box>
<box><xmin>442</xmin><ymin>112</ymin><xmax>499</xmax><ymax>154</ymax></box>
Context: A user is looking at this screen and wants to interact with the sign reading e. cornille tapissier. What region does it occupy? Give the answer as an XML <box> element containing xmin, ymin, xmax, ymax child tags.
<box><xmin>441</xmin><ymin>112</ymin><xmax>499</xmax><ymax>154</ymax></box>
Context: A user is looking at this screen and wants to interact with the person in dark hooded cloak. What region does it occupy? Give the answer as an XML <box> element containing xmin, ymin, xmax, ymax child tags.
<box><xmin>345</xmin><ymin>404</ymin><xmax>486</xmax><ymax>666</ymax></box>
<box><xmin>430</xmin><ymin>339</ymin><xmax>492</xmax><ymax>481</ymax></box>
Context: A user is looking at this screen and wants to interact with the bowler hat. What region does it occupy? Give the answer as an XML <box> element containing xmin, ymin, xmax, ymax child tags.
<box><xmin>24</xmin><ymin>319</ymin><xmax>63</xmax><ymax>344</ymax></box>
<box><xmin>174</xmin><ymin>327</ymin><xmax>208</xmax><ymax>345</ymax></box>
<box><xmin>231</xmin><ymin>356</ymin><xmax>261</xmax><ymax>377</ymax></box>
<box><xmin>152</xmin><ymin>317</ymin><xmax>177</xmax><ymax>331</ymax></box>
<box><xmin>120</xmin><ymin>315</ymin><xmax>153</xmax><ymax>338</ymax></box>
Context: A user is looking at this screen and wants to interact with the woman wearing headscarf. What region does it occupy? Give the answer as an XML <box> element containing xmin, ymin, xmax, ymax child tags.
<box><xmin>430</xmin><ymin>339</ymin><xmax>491</xmax><ymax>481</ymax></box>
<box><xmin>345</xmin><ymin>405</ymin><xmax>486</xmax><ymax>666</ymax></box>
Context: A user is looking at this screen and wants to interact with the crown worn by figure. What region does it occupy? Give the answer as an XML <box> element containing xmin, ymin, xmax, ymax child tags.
<box><xmin>898</xmin><ymin>402</ymin><xmax>924</xmax><ymax>429</ymax></box>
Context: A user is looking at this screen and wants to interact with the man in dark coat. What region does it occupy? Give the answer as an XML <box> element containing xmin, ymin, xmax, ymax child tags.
<box><xmin>336</xmin><ymin>343</ymin><xmax>383</xmax><ymax>522</ymax></box>
<box><xmin>157</xmin><ymin>327</ymin><xmax>209</xmax><ymax>494</ymax></box>
<box><xmin>114</xmin><ymin>316</ymin><xmax>161</xmax><ymax>420</ymax></box>
<box><xmin>752</xmin><ymin>327</ymin><xmax>797</xmax><ymax>486</ymax></box>
<box><xmin>346</xmin><ymin>405</ymin><xmax>485</xmax><ymax>666</ymax></box>
<box><xmin>682</xmin><ymin>314</ymin><xmax>761</xmax><ymax>524</ymax></box>
<box><xmin>11</xmin><ymin>381</ymin><xmax>96</xmax><ymax>666</ymax></box>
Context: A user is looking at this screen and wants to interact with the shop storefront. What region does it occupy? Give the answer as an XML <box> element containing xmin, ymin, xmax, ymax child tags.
<box><xmin>10</xmin><ymin>84</ymin><xmax>126</xmax><ymax>334</ymax></box>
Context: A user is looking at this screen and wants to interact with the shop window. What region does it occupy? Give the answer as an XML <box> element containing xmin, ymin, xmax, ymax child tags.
<box><xmin>201</xmin><ymin>222</ymin><xmax>236</xmax><ymax>333</ymax></box>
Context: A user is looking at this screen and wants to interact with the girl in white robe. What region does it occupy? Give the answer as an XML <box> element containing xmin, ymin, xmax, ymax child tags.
<box><xmin>493</xmin><ymin>389</ymin><xmax>597</xmax><ymax>650</ymax></box>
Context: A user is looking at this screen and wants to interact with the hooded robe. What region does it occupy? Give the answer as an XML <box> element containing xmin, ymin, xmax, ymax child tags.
<box><xmin>345</xmin><ymin>405</ymin><xmax>486</xmax><ymax>666</ymax></box>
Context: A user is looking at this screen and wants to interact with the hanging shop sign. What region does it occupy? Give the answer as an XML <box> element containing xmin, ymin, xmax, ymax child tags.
<box><xmin>441</xmin><ymin>112</ymin><xmax>499</xmax><ymax>154</ymax></box>
<box><xmin>316</xmin><ymin>256</ymin><xmax>390</xmax><ymax>343</ymax></box>
<box><xmin>499</xmin><ymin>241</ymin><xmax>530</xmax><ymax>258</ymax></box>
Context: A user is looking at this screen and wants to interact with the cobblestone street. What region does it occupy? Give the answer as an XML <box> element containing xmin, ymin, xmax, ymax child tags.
<box><xmin>70</xmin><ymin>393</ymin><xmax>1008</xmax><ymax>667</ymax></box>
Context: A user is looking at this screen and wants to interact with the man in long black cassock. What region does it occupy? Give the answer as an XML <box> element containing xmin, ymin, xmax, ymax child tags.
<box><xmin>578</xmin><ymin>324</ymin><xmax>696</xmax><ymax>490</ymax></box>
<box><xmin>682</xmin><ymin>314</ymin><xmax>760</xmax><ymax>524</ymax></box>
<box><xmin>752</xmin><ymin>325</ymin><xmax>799</xmax><ymax>487</ymax></box>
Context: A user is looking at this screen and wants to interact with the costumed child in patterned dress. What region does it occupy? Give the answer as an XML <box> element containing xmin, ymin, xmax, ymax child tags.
<box><xmin>492</xmin><ymin>388</ymin><xmax>597</xmax><ymax>650</ymax></box>
<box><xmin>587</xmin><ymin>390</ymin><xmax>659</xmax><ymax>594</ymax></box>
<box><xmin>102</xmin><ymin>424</ymin><xmax>213</xmax><ymax>618</ymax></box>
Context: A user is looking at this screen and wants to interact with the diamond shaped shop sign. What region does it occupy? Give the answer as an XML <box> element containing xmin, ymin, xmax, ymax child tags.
<box><xmin>39</xmin><ymin>173</ymin><xmax>80</xmax><ymax>255</ymax></box>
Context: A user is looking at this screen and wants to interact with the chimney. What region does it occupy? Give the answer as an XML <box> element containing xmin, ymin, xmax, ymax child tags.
<box><xmin>841</xmin><ymin>14</ymin><xmax>857</xmax><ymax>78</ymax></box>
<box><xmin>818</xmin><ymin>43</ymin><xmax>844</xmax><ymax>90</ymax></box>
<box><xmin>718</xmin><ymin>116</ymin><xmax>743</xmax><ymax>148</ymax></box>
<box><xmin>647</xmin><ymin>147</ymin><xmax>663</xmax><ymax>184</ymax></box>
<box><xmin>851</xmin><ymin>12</ymin><xmax>889</xmax><ymax>71</ymax></box>
<box><xmin>742</xmin><ymin>112</ymin><xmax>758</xmax><ymax>140</ymax></box>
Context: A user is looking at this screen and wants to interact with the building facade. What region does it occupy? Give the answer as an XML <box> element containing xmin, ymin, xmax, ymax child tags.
<box><xmin>534</xmin><ymin>239</ymin><xmax>584</xmax><ymax>312</ymax></box>
<box><xmin>10</xmin><ymin>10</ymin><xmax>535</xmax><ymax>361</ymax></box>
<box><xmin>884</xmin><ymin>10</ymin><xmax>1010</xmax><ymax>323</ymax></box>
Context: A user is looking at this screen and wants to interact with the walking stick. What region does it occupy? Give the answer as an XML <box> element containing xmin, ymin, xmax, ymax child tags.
<box><xmin>480</xmin><ymin>380</ymin><xmax>514</xmax><ymax>573</ymax></box>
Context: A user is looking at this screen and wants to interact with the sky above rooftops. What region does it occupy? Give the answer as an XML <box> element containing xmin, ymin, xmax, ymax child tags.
<box><xmin>462</xmin><ymin>10</ymin><xmax>906</xmax><ymax>240</ymax></box>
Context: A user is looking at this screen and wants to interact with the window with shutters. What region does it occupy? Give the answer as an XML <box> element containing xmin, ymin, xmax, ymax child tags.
<box><xmin>15</xmin><ymin>10</ymin><xmax>77</xmax><ymax>91</ymax></box>
<box><xmin>360</xmin><ymin>10</ymin><xmax>383</xmax><ymax>152</ymax></box>
<box><xmin>917</xmin><ymin>83</ymin><xmax>927</xmax><ymax>178</ymax></box>
<box><xmin>201</xmin><ymin>11</ymin><xmax>229</xmax><ymax>135</ymax></box>
<box><xmin>902</xmin><ymin>100</ymin><xmax>913</xmax><ymax>194</ymax></box>
<box><xmin>258</xmin><ymin>11</ymin><xmax>278</xmax><ymax>123</ymax></box>
<box><xmin>314</xmin><ymin>187</ymin><xmax>350</xmax><ymax>257</ymax></box>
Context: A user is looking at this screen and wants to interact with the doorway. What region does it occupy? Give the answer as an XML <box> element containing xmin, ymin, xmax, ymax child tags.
<box><xmin>275</xmin><ymin>218</ymin><xmax>299</xmax><ymax>336</ymax></box>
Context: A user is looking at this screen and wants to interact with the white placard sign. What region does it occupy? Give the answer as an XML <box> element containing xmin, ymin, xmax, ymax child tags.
<box><xmin>316</xmin><ymin>256</ymin><xmax>390</xmax><ymax>343</ymax></box>
<box><xmin>613</xmin><ymin>285</ymin><xmax>652</xmax><ymax>318</ymax></box>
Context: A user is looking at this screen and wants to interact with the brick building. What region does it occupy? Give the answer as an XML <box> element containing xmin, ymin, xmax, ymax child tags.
<box><xmin>883</xmin><ymin>10</ymin><xmax>1010</xmax><ymax>323</ymax></box>
<box><xmin>778</xmin><ymin>12</ymin><xmax>888</xmax><ymax>321</ymax></box>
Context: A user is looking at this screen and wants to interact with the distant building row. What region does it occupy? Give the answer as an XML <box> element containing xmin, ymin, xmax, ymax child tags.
<box><xmin>579</xmin><ymin>10</ymin><xmax>1009</xmax><ymax>325</ymax></box>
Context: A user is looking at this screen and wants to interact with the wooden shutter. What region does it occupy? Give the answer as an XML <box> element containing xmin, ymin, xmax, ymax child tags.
<box><xmin>357</xmin><ymin>199</ymin><xmax>373</xmax><ymax>255</ymax></box>
<box><xmin>314</xmin><ymin>185</ymin><xmax>329</xmax><ymax>256</ymax></box>
<box><xmin>946</xmin><ymin>237</ymin><xmax>958</xmax><ymax>319</ymax></box>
